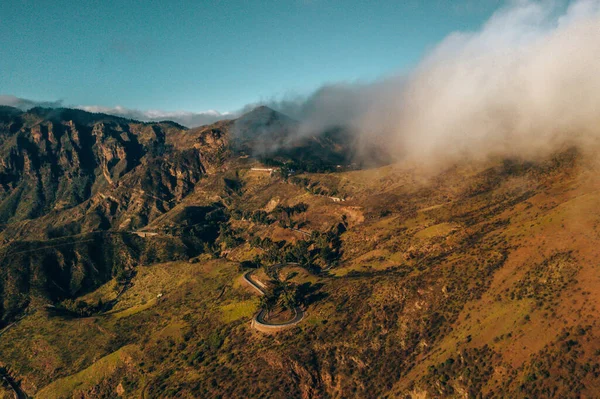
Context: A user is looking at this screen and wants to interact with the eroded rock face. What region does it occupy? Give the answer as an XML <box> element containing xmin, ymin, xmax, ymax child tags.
<box><xmin>0</xmin><ymin>108</ymin><xmax>227</xmax><ymax>325</ymax></box>
<box><xmin>0</xmin><ymin>108</ymin><xmax>215</xmax><ymax>226</ymax></box>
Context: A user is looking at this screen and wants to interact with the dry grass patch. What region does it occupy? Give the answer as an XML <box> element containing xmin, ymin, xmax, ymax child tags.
<box><xmin>220</xmin><ymin>299</ymin><xmax>258</xmax><ymax>323</ymax></box>
<box><xmin>35</xmin><ymin>345</ymin><xmax>142</xmax><ymax>399</ymax></box>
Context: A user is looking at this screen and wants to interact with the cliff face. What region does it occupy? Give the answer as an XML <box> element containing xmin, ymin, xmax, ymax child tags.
<box><xmin>0</xmin><ymin>108</ymin><xmax>214</xmax><ymax>228</ymax></box>
<box><xmin>0</xmin><ymin>107</ymin><xmax>228</xmax><ymax>324</ymax></box>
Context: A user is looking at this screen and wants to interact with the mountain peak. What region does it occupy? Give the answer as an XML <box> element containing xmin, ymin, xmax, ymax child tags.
<box><xmin>236</xmin><ymin>105</ymin><xmax>296</xmax><ymax>125</ymax></box>
<box><xmin>252</xmin><ymin>105</ymin><xmax>274</xmax><ymax>113</ymax></box>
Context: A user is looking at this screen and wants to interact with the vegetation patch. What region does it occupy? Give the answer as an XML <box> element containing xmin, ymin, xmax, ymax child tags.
<box><xmin>510</xmin><ymin>252</ymin><xmax>579</xmax><ymax>304</ymax></box>
<box><xmin>220</xmin><ymin>299</ymin><xmax>258</xmax><ymax>323</ymax></box>
<box><xmin>419</xmin><ymin>346</ymin><xmax>501</xmax><ymax>397</ymax></box>
<box><xmin>415</xmin><ymin>222</ymin><xmax>457</xmax><ymax>239</ymax></box>
<box><xmin>35</xmin><ymin>345</ymin><xmax>142</xmax><ymax>399</ymax></box>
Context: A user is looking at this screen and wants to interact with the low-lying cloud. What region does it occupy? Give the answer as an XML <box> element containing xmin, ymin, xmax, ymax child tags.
<box><xmin>0</xmin><ymin>96</ymin><xmax>231</xmax><ymax>128</ymax></box>
<box><xmin>0</xmin><ymin>95</ymin><xmax>64</xmax><ymax>110</ymax></box>
<box><xmin>76</xmin><ymin>105</ymin><xmax>231</xmax><ymax>128</ymax></box>
<box><xmin>261</xmin><ymin>0</ymin><xmax>600</xmax><ymax>165</ymax></box>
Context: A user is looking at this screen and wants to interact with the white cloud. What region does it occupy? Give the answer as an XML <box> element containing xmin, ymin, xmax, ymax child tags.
<box><xmin>262</xmin><ymin>0</ymin><xmax>600</xmax><ymax>166</ymax></box>
<box><xmin>76</xmin><ymin>105</ymin><xmax>232</xmax><ymax>127</ymax></box>
<box><xmin>0</xmin><ymin>95</ymin><xmax>232</xmax><ymax>128</ymax></box>
<box><xmin>0</xmin><ymin>95</ymin><xmax>63</xmax><ymax>110</ymax></box>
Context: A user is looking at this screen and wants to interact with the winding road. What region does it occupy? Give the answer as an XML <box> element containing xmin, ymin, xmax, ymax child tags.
<box><xmin>0</xmin><ymin>368</ymin><xmax>27</xmax><ymax>399</ymax></box>
<box><xmin>242</xmin><ymin>264</ymin><xmax>305</xmax><ymax>331</ymax></box>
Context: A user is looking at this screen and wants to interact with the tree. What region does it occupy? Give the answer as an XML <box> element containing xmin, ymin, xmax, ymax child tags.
<box><xmin>260</xmin><ymin>291</ymin><xmax>278</xmax><ymax>318</ymax></box>
<box><xmin>279</xmin><ymin>282</ymin><xmax>299</xmax><ymax>311</ymax></box>
<box><xmin>240</xmin><ymin>260</ymin><xmax>258</xmax><ymax>270</ymax></box>
<box><xmin>203</xmin><ymin>242</ymin><xmax>220</xmax><ymax>258</ymax></box>
<box><xmin>320</xmin><ymin>246</ymin><xmax>335</xmax><ymax>265</ymax></box>
<box><xmin>263</xmin><ymin>246</ymin><xmax>283</xmax><ymax>265</ymax></box>
<box><xmin>285</xmin><ymin>240</ymin><xmax>312</xmax><ymax>267</ymax></box>
<box><xmin>264</xmin><ymin>265</ymin><xmax>280</xmax><ymax>280</ymax></box>
<box><xmin>249</xmin><ymin>236</ymin><xmax>262</xmax><ymax>248</ymax></box>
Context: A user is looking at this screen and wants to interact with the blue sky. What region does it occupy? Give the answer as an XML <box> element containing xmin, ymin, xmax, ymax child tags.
<box><xmin>0</xmin><ymin>0</ymin><xmax>503</xmax><ymax>113</ymax></box>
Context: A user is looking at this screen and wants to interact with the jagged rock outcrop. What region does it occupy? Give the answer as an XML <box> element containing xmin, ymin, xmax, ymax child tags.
<box><xmin>0</xmin><ymin>107</ymin><xmax>213</xmax><ymax>228</ymax></box>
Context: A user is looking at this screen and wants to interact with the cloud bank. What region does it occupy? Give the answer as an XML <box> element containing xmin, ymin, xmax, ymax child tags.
<box><xmin>261</xmin><ymin>0</ymin><xmax>600</xmax><ymax>165</ymax></box>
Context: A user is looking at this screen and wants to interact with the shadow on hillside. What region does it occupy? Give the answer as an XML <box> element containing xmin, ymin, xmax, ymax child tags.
<box><xmin>298</xmin><ymin>282</ymin><xmax>328</xmax><ymax>306</ymax></box>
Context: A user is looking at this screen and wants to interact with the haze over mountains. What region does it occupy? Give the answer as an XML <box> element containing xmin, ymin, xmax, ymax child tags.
<box><xmin>0</xmin><ymin>95</ymin><xmax>230</xmax><ymax>130</ymax></box>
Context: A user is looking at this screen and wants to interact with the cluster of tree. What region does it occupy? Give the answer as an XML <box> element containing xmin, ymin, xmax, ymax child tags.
<box><xmin>248</xmin><ymin>220</ymin><xmax>345</xmax><ymax>270</ymax></box>
<box><xmin>202</xmin><ymin>241</ymin><xmax>221</xmax><ymax>259</ymax></box>
<box><xmin>163</xmin><ymin>205</ymin><xmax>229</xmax><ymax>257</ymax></box>
<box><xmin>230</xmin><ymin>209</ymin><xmax>265</xmax><ymax>224</ymax></box>
<box><xmin>422</xmin><ymin>346</ymin><xmax>498</xmax><ymax>397</ymax></box>
<box><xmin>259</xmin><ymin>157</ymin><xmax>344</xmax><ymax>176</ymax></box>
<box><xmin>239</xmin><ymin>257</ymin><xmax>261</xmax><ymax>270</ymax></box>
<box><xmin>259</xmin><ymin>271</ymin><xmax>300</xmax><ymax>318</ymax></box>
<box><xmin>309</xmin><ymin>228</ymin><xmax>344</xmax><ymax>268</ymax></box>
<box><xmin>261</xmin><ymin>239</ymin><xmax>287</xmax><ymax>265</ymax></box>
<box><xmin>271</xmin><ymin>203</ymin><xmax>309</xmax><ymax>228</ymax></box>
<box><xmin>288</xmin><ymin>176</ymin><xmax>310</xmax><ymax>187</ymax></box>
<box><xmin>115</xmin><ymin>268</ymin><xmax>136</xmax><ymax>286</ymax></box>
<box><xmin>223</xmin><ymin>176</ymin><xmax>243</xmax><ymax>195</ymax></box>
<box><xmin>284</xmin><ymin>240</ymin><xmax>312</xmax><ymax>267</ymax></box>
<box><xmin>249</xmin><ymin>235</ymin><xmax>275</xmax><ymax>250</ymax></box>
<box><xmin>288</xmin><ymin>176</ymin><xmax>343</xmax><ymax>198</ymax></box>
<box><xmin>249</xmin><ymin>236</ymin><xmax>289</xmax><ymax>265</ymax></box>
<box><xmin>272</xmin><ymin>203</ymin><xmax>308</xmax><ymax>218</ymax></box>
<box><xmin>230</xmin><ymin>203</ymin><xmax>308</xmax><ymax>228</ymax></box>
<box><xmin>218</xmin><ymin>223</ymin><xmax>244</xmax><ymax>249</ymax></box>
<box><xmin>170</xmin><ymin>206</ymin><xmax>228</xmax><ymax>235</ymax></box>
<box><xmin>57</xmin><ymin>298</ymin><xmax>106</xmax><ymax>317</ymax></box>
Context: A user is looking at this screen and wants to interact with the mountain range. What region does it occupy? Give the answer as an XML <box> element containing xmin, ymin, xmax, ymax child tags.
<box><xmin>0</xmin><ymin>105</ymin><xmax>599</xmax><ymax>398</ymax></box>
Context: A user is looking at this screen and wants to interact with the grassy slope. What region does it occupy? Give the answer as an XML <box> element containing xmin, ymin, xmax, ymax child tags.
<box><xmin>3</xmin><ymin>151</ymin><xmax>600</xmax><ymax>397</ymax></box>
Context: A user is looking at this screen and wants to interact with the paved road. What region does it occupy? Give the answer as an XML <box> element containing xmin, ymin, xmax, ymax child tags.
<box><xmin>243</xmin><ymin>264</ymin><xmax>305</xmax><ymax>330</ymax></box>
<box><xmin>255</xmin><ymin>306</ymin><xmax>304</xmax><ymax>326</ymax></box>
<box><xmin>290</xmin><ymin>228</ymin><xmax>311</xmax><ymax>237</ymax></box>
<box><xmin>0</xmin><ymin>368</ymin><xmax>27</xmax><ymax>399</ymax></box>
<box><xmin>0</xmin><ymin>314</ymin><xmax>26</xmax><ymax>339</ymax></box>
